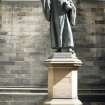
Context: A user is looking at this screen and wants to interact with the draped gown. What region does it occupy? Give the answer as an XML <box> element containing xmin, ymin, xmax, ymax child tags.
<box><xmin>41</xmin><ymin>0</ymin><xmax>76</xmax><ymax>49</ymax></box>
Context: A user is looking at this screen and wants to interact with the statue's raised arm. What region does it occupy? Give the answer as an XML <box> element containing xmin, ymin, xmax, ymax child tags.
<box><xmin>62</xmin><ymin>0</ymin><xmax>76</xmax><ymax>26</ymax></box>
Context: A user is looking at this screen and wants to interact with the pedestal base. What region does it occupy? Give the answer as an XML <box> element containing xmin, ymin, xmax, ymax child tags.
<box><xmin>46</xmin><ymin>53</ymin><xmax>82</xmax><ymax>99</ymax></box>
<box><xmin>44</xmin><ymin>53</ymin><xmax>82</xmax><ymax>105</ymax></box>
<box><xmin>44</xmin><ymin>99</ymin><xmax>82</xmax><ymax>105</ymax></box>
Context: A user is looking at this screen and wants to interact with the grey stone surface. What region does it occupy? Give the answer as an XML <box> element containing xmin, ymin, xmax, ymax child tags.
<box><xmin>0</xmin><ymin>0</ymin><xmax>51</xmax><ymax>87</ymax></box>
<box><xmin>0</xmin><ymin>94</ymin><xmax>47</xmax><ymax>105</ymax></box>
<box><xmin>83</xmin><ymin>102</ymin><xmax>105</xmax><ymax>105</ymax></box>
<box><xmin>75</xmin><ymin>1</ymin><xmax>105</xmax><ymax>90</ymax></box>
<box><xmin>0</xmin><ymin>0</ymin><xmax>104</xmax><ymax>105</ymax></box>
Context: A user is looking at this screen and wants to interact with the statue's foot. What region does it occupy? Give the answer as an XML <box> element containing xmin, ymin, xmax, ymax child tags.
<box><xmin>68</xmin><ymin>48</ymin><xmax>74</xmax><ymax>53</ymax></box>
<box><xmin>68</xmin><ymin>48</ymin><xmax>76</xmax><ymax>57</ymax></box>
<box><xmin>56</xmin><ymin>48</ymin><xmax>62</xmax><ymax>52</ymax></box>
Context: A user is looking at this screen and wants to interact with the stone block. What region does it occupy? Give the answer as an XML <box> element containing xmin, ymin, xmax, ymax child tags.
<box><xmin>46</xmin><ymin>53</ymin><xmax>82</xmax><ymax>99</ymax></box>
<box><xmin>44</xmin><ymin>99</ymin><xmax>82</xmax><ymax>105</ymax></box>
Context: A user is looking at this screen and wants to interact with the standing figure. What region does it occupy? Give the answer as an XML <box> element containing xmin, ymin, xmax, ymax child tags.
<box><xmin>41</xmin><ymin>0</ymin><xmax>76</xmax><ymax>52</ymax></box>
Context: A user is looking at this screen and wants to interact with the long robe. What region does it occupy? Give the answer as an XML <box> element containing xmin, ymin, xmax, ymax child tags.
<box><xmin>41</xmin><ymin>0</ymin><xmax>76</xmax><ymax>49</ymax></box>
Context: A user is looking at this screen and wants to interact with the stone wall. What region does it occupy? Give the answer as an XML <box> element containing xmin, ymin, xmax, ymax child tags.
<box><xmin>0</xmin><ymin>0</ymin><xmax>51</xmax><ymax>87</ymax></box>
<box><xmin>76</xmin><ymin>0</ymin><xmax>105</xmax><ymax>90</ymax></box>
<box><xmin>0</xmin><ymin>0</ymin><xmax>105</xmax><ymax>105</ymax></box>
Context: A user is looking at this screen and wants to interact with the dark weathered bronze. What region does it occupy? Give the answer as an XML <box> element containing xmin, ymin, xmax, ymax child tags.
<box><xmin>41</xmin><ymin>0</ymin><xmax>76</xmax><ymax>52</ymax></box>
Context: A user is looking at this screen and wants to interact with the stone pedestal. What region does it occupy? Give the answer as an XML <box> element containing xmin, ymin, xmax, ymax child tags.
<box><xmin>44</xmin><ymin>53</ymin><xmax>82</xmax><ymax>105</ymax></box>
<box><xmin>44</xmin><ymin>99</ymin><xmax>82</xmax><ymax>105</ymax></box>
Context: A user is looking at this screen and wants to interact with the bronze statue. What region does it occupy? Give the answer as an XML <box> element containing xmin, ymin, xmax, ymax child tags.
<box><xmin>41</xmin><ymin>0</ymin><xmax>76</xmax><ymax>53</ymax></box>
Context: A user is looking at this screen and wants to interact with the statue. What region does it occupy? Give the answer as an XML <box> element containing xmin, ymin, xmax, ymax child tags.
<box><xmin>41</xmin><ymin>0</ymin><xmax>76</xmax><ymax>53</ymax></box>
